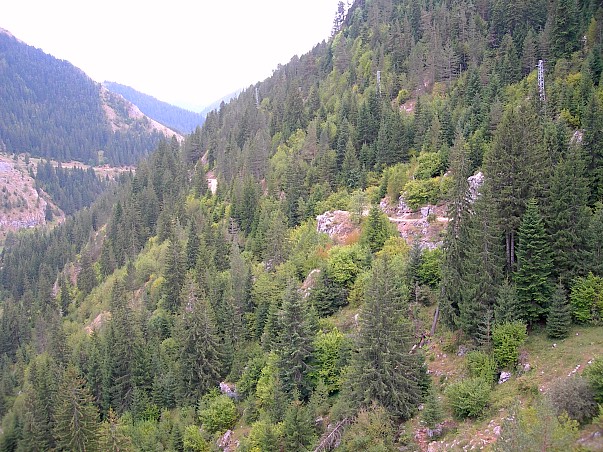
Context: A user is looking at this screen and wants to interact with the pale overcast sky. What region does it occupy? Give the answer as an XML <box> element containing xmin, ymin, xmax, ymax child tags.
<box><xmin>1</xmin><ymin>0</ymin><xmax>342</xmax><ymax>111</ymax></box>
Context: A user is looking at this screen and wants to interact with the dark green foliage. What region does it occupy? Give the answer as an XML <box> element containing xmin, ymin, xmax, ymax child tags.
<box><xmin>276</xmin><ymin>282</ymin><xmax>314</xmax><ymax>399</ymax></box>
<box><xmin>548</xmin><ymin>376</ymin><xmax>598</xmax><ymax>424</ymax></box>
<box><xmin>104</xmin><ymin>81</ymin><xmax>204</xmax><ymax>133</ymax></box>
<box><xmin>494</xmin><ymin>279</ymin><xmax>521</xmax><ymax>325</ymax></box>
<box><xmin>162</xmin><ymin>238</ymin><xmax>185</xmax><ymax>313</ymax></box>
<box><xmin>421</xmin><ymin>387</ymin><xmax>444</xmax><ymax>429</ymax></box>
<box><xmin>309</xmin><ymin>267</ymin><xmax>348</xmax><ymax>317</ymax></box>
<box><xmin>348</xmin><ymin>257</ymin><xmax>424</xmax><ymax>420</ymax></box>
<box><xmin>361</xmin><ymin>205</ymin><xmax>395</xmax><ymax>253</ymax></box>
<box><xmin>53</xmin><ymin>366</ymin><xmax>101</xmax><ymax>452</ymax></box>
<box><xmin>282</xmin><ymin>398</ymin><xmax>315</xmax><ymax>452</ymax></box>
<box><xmin>175</xmin><ymin>277</ymin><xmax>224</xmax><ymax>404</ymax></box>
<box><xmin>0</xmin><ymin>33</ymin><xmax>164</xmax><ymax>164</ymax></box>
<box><xmin>546</xmin><ymin>283</ymin><xmax>572</xmax><ymax>339</ymax></box>
<box><xmin>514</xmin><ymin>199</ymin><xmax>554</xmax><ymax>324</ymax></box>
<box><xmin>445</xmin><ymin>377</ymin><xmax>491</xmax><ymax>419</ymax></box>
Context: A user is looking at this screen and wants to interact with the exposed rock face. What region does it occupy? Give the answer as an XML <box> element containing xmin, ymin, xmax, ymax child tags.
<box><xmin>498</xmin><ymin>371</ymin><xmax>512</xmax><ymax>384</ymax></box>
<box><xmin>316</xmin><ymin>210</ymin><xmax>358</xmax><ymax>243</ymax></box>
<box><xmin>219</xmin><ymin>381</ymin><xmax>239</xmax><ymax>399</ymax></box>
<box><xmin>468</xmin><ymin>171</ymin><xmax>484</xmax><ymax>201</ymax></box>
<box><xmin>301</xmin><ymin>268</ymin><xmax>321</xmax><ymax>298</ymax></box>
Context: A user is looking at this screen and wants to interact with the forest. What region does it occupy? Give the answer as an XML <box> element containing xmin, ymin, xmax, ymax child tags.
<box><xmin>0</xmin><ymin>32</ymin><xmax>168</xmax><ymax>166</ymax></box>
<box><xmin>0</xmin><ymin>0</ymin><xmax>603</xmax><ymax>450</ymax></box>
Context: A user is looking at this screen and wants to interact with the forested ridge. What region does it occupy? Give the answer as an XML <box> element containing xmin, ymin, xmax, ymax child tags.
<box><xmin>1</xmin><ymin>0</ymin><xmax>603</xmax><ymax>450</ymax></box>
<box><xmin>0</xmin><ymin>30</ymin><xmax>169</xmax><ymax>166</ymax></box>
<box><xmin>103</xmin><ymin>82</ymin><xmax>205</xmax><ymax>134</ymax></box>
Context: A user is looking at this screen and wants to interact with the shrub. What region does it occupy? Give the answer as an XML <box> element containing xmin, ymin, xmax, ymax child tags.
<box><xmin>198</xmin><ymin>394</ymin><xmax>238</xmax><ymax>434</ymax></box>
<box><xmin>445</xmin><ymin>377</ymin><xmax>491</xmax><ymax>419</ymax></box>
<box><xmin>466</xmin><ymin>350</ymin><xmax>497</xmax><ymax>383</ymax></box>
<box><xmin>569</xmin><ymin>273</ymin><xmax>603</xmax><ymax>324</ymax></box>
<box><xmin>548</xmin><ymin>377</ymin><xmax>598</xmax><ymax>424</ymax></box>
<box><xmin>492</xmin><ymin>321</ymin><xmax>527</xmax><ymax>369</ymax></box>
<box><xmin>584</xmin><ymin>357</ymin><xmax>603</xmax><ymax>403</ymax></box>
<box><xmin>415</xmin><ymin>151</ymin><xmax>446</xmax><ymax>180</ymax></box>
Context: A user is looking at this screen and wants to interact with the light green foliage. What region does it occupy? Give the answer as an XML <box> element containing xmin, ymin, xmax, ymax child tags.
<box><xmin>415</xmin><ymin>151</ymin><xmax>446</xmax><ymax>180</ymax></box>
<box><xmin>445</xmin><ymin>377</ymin><xmax>491</xmax><ymax>419</ymax></box>
<box><xmin>403</xmin><ymin>177</ymin><xmax>445</xmax><ymax>210</ymax></box>
<box><xmin>237</xmin><ymin>351</ymin><xmax>267</xmax><ymax>397</ymax></box>
<box><xmin>384</xmin><ymin>163</ymin><xmax>410</xmax><ymax>202</ymax></box>
<box><xmin>238</xmin><ymin>419</ymin><xmax>282</xmax><ymax>452</ymax></box>
<box><xmin>288</xmin><ymin>220</ymin><xmax>329</xmax><ymax>279</ymax></box>
<box><xmin>339</xmin><ymin>404</ymin><xmax>397</xmax><ymax>452</ymax></box>
<box><xmin>569</xmin><ymin>272</ymin><xmax>603</xmax><ymax>324</ymax></box>
<box><xmin>182</xmin><ymin>425</ymin><xmax>209</xmax><ymax>452</ymax></box>
<box><xmin>417</xmin><ymin>248</ymin><xmax>442</xmax><ymax>288</ymax></box>
<box><xmin>327</xmin><ymin>243</ymin><xmax>369</xmax><ymax>288</ymax></box>
<box><xmin>314</xmin><ymin>189</ymin><xmax>351</xmax><ymax>214</ymax></box>
<box><xmin>466</xmin><ymin>350</ymin><xmax>497</xmax><ymax>383</ymax></box>
<box><xmin>584</xmin><ymin>357</ymin><xmax>603</xmax><ymax>403</ymax></box>
<box><xmin>492</xmin><ymin>321</ymin><xmax>527</xmax><ymax>369</ymax></box>
<box><xmin>494</xmin><ymin>399</ymin><xmax>579</xmax><ymax>452</ymax></box>
<box><xmin>311</xmin><ymin>328</ymin><xmax>350</xmax><ymax>393</ymax></box>
<box><xmin>198</xmin><ymin>393</ymin><xmax>238</xmax><ymax>434</ymax></box>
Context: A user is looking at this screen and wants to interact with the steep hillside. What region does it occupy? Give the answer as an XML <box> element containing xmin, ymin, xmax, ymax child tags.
<box><xmin>0</xmin><ymin>28</ymin><xmax>178</xmax><ymax>165</ymax></box>
<box><xmin>1</xmin><ymin>1</ymin><xmax>603</xmax><ymax>451</ymax></box>
<box><xmin>103</xmin><ymin>81</ymin><xmax>205</xmax><ymax>133</ymax></box>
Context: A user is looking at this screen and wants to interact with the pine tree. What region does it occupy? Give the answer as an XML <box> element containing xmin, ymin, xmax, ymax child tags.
<box><xmin>282</xmin><ymin>397</ymin><xmax>315</xmax><ymax>452</ymax></box>
<box><xmin>53</xmin><ymin>366</ymin><xmax>101</xmax><ymax>452</ymax></box>
<box><xmin>514</xmin><ymin>199</ymin><xmax>554</xmax><ymax>324</ymax></box>
<box><xmin>175</xmin><ymin>276</ymin><xmax>224</xmax><ymax>404</ymax></box>
<box><xmin>422</xmin><ymin>387</ymin><xmax>444</xmax><ymax>429</ymax></box>
<box><xmin>348</xmin><ymin>257</ymin><xmax>423</xmax><ymax>420</ymax></box>
<box><xmin>185</xmin><ymin>220</ymin><xmax>200</xmax><ymax>271</ymax></box>
<box><xmin>361</xmin><ymin>205</ymin><xmax>394</xmax><ymax>253</ymax></box>
<box><xmin>101</xmin><ymin>408</ymin><xmax>131</xmax><ymax>452</ymax></box>
<box><xmin>546</xmin><ymin>283</ymin><xmax>572</xmax><ymax>339</ymax></box>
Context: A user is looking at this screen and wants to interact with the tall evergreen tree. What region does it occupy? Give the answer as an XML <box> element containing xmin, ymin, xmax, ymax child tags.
<box><xmin>175</xmin><ymin>276</ymin><xmax>224</xmax><ymax>404</ymax></box>
<box><xmin>514</xmin><ymin>199</ymin><xmax>554</xmax><ymax>324</ymax></box>
<box><xmin>546</xmin><ymin>282</ymin><xmax>572</xmax><ymax>339</ymax></box>
<box><xmin>348</xmin><ymin>257</ymin><xmax>424</xmax><ymax>420</ymax></box>
<box><xmin>53</xmin><ymin>366</ymin><xmax>101</xmax><ymax>452</ymax></box>
<box><xmin>162</xmin><ymin>238</ymin><xmax>185</xmax><ymax>313</ymax></box>
<box><xmin>277</xmin><ymin>282</ymin><xmax>314</xmax><ymax>399</ymax></box>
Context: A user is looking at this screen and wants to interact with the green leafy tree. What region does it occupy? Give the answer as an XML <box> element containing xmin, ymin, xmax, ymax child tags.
<box><xmin>492</xmin><ymin>321</ymin><xmax>527</xmax><ymax>369</ymax></box>
<box><xmin>514</xmin><ymin>199</ymin><xmax>553</xmax><ymax>324</ymax></box>
<box><xmin>198</xmin><ymin>393</ymin><xmax>238</xmax><ymax>434</ymax></box>
<box><xmin>339</xmin><ymin>404</ymin><xmax>397</xmax><ymax>452</ymax></box>
<box><xmin>53</xmin><ymin>366</ymin><xmax>101</xmax><ymax>452</ymax></box>
<box><xmin>347</xmin><ymin>257</ymin><xmax>423</xmax><ymax>420</ymax></box>
<box><xmin>445</xmin><ymin>377</ymin><xmax>491</xmax><ymax>419</ymax></box>
<box><xmin>569</xmin><ymin>272</ymin><xmax>603</xmax><ymax>324</ymax></box>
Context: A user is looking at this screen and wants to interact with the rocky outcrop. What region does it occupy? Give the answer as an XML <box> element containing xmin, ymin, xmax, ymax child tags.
<box><xmin>316</xmin><ymin>210</ymin><xmax>359</xmax><ymax>243</ymax></box>
<box><xmin>468</xmin><ymin>171</ymin><xmax>484</xmax><ymax>201</ymax></box>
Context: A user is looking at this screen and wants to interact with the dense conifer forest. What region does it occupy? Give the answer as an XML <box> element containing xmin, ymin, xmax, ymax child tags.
<box><xmin>0</xmin><ymin>31</ymin><xmax>169</xmax><ymax>165</ymax></box>
<box><xmin>1</xmin><ymin>0</ymin><xmax>603</xmax><ymax>450</ymax></box>
<box><xmin>103</xmin><ymin>82</ymin><xmax>205</xmax><ymax>134</ymax></box>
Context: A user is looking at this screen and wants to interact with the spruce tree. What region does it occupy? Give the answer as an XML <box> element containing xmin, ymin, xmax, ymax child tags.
<box><xmin>546</xmin><ymin>283</ymin><xmax>572</xmax><ymax>339</ymax></box>
<box><xmin>514</xmin><ymin>199</ymin><xmax>554</xmax><ymax>324</ymax></box>
<box><xmin>163</xmin><ymin>238</ymin><xmax>185</xmax><ymax>313</ymax></box>
<box><xmin>277</xmin><ymin>281</ymin><xmax>314</xmax><ymax>399</ymax></box>
<box><xmin>494</xmin><ymin>279</ymin><xmax>521</xmax><ymax>325</ymax></box>
<box><xmin>175</xmin><ymin>276</ymin><xmax>224</xmax><ymax>404</ymax></box>
<box><xmin>422</xmin><ymin>387</ymin><xmax>444</xmax><ymax>429</ymax></box>
<box><xmin>53</xmin><ymin>366</ymin><xmax>101</xmax><ymax>452</ymax></box>
<box><xmin>348</xmin><ymin>257</ymin><xmax>424</xmax><ymax>420</ymax></box>
<box><xmin>546</xmin><ymin>150</ymin><xmax>591</xmax><ymax>286</ymax></box>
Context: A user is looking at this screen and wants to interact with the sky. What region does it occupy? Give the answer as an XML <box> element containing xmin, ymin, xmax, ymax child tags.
<box><xmin>0</xmin><ymin>0</ymin><xmax>342</xmax><ymax>111</ymax></box>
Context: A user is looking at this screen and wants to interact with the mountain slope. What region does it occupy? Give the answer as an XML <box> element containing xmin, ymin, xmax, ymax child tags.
<box><xmin>0</xmin><ymin>28</ymin><xmax>178</xmax><ymax>165</ymax></box>
<box><xmin>1</xmin><ymin>1</ymin><xmax>603</xmax><ymax>451</ymax></box>
<box><xmin>103</xmin><ymin>81</ymin><xmax>205</xmax><ymax>134</ymax></box>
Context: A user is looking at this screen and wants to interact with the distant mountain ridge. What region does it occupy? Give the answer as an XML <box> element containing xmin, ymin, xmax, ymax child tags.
<box><xmin>0</xmin><ymin>28</ymin><xmax>179</xmax><ymax>166</ymax></box>
<box><xmin>103</xmin><ymin>81</ymin><xmax>205</xmax><ymax>134</ymax></box>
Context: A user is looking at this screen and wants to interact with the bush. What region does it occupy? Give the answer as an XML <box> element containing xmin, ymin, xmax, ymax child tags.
<box><xmin>492</xmin><ymin>321</ymin><xmax>527</xmax><ymax>369</ymax></box>
<box><xmin>466</xmin><ymin>350</ymin><xmax>497</xmax><ymax>383</ymax></box>
<box><xmin>584</xmin><ymin>357</ymin><xmax>603</xmax><ymax>403</ymax></box>
<box><xmin>569</xmin><ymin>273</ymin><xmax>603</xmax><ymax>324</ymax></box>
<box><xmin>548</xmin><ymin>377</ymin><xmax>598</xmax><ymax>424</ymax></box>
<box><xmin>198</xmin><ymin>394</ymin><xmax>238</xmax><ymax>434</ymax></box>
<box><xmin>445</xmin><ymin>377</ymin><xmax>491</xmax><ymax>419</ymax></box>
<box><xmin>415</xmin><ymin>151</ymin><xmax>446</xmax><ymax>180</ymax></box>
